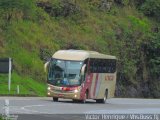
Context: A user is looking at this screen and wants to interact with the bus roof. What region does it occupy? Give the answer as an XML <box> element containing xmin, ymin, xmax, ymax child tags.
<box><xmin>52</xmin><ymin>50</ymin><xmax>116</xmax><ymax>61</ymax></box>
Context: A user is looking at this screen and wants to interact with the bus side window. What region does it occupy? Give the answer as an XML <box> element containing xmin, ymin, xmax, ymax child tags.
<box><xmin>111</xmin><ymin>60</ymin><xmax>116</xmax><ymax>73</ymax></box>
<box><xmin>90</xmin><ymin>59</ymin><xmax>98</xmax><ymax>73</ymax></box>
<box><xmin>105</xmin><ymin>59</ymin><xmax>116</xmax><ymax>73</ymax></box>
<box><xmin>95</xmin><ymin>59</ymin><xmax>99</xmax><ymax>73</ymax></box>
<box><xmin>99</xmin><ymin>60</ymin><xmax>101</xmax><ymax>71</ymax></box>
<box><xmin>102</xmin><ymin>59</ymin><xmax>107</xmax><ymax>73</ymax></box>
<box><xmin>90</xmin><ymin>59</ymin><xmax>93</xmax><ymax>73</ymax></box>
<box><xmin>97</xmin><ymin>60</ymin><xmax>100</xmax><ymax>73</ymax></box>
<box><xmin>89</xmin><ymin>59</ymin><xmax>93</xmax><ymax>73</ymax></box>
<box><xmin>109</xmin><ymin>60</ymin><xmax>112</xmax><ymax>73</ymax></box>
<box><xmin>98</xmin><ymin>59</ymin><xmax>103</xmax><ymax>73</ymax></box>
<box><xmin>110</xmin><ymin>61</ymin><xmax>114</xmax><ymax>73</ymax></box>
<box><xmin>89</xmin><ymin>59</ymin><xmax>116</xmax><ymax>73</ymax></box>
<box><xmin>103</xmin><ymin>59</ymin><xmax>107</xmax><ymax>73</ymax></box>
<box><xmin>105</xmin><ymin>59</ymin><xmax>109</xmax><ymax>73</ymax></box>
<box><xmin>92</xmin><ymin>59</ymin><xmax>96</xmax><ymax>73</ymax></box>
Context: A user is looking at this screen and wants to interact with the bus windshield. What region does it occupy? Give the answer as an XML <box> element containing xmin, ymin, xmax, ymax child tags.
<box><xmin>48</xmin><ymin>59</ymin><xmax>83</xmax><ymax>87</ymax></box>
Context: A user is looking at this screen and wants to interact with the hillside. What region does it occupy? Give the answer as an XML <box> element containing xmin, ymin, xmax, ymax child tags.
<box><xmin>0</xmin><ymin>0</ymin><xmax>159</xmax><ymax>97</ymax></box>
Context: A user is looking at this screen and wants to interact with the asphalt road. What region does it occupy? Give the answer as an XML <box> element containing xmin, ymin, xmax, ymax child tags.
<box><xmin>0</xmin><ymin>97</ymin><xmax>160</xmax><ymax>120</ymax></box>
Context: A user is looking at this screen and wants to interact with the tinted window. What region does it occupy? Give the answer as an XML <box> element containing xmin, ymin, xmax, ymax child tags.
<box><xmin>89</xmin><ymin>59</ymin><xmax>116</xmax><ymax>73</ymax></box>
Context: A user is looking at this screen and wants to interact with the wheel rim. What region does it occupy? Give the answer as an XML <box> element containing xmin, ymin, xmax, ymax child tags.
<box><xmin>103</xmin><ymin>92</ymin><xmax>107</xmax><ymax>103</ymax></box>
<box><xmin>103</xmin><ymin>95</ymin><xmax>106</xmax><ymax>103</ymax></box>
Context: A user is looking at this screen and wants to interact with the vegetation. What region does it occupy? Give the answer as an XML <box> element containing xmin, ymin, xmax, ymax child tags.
<box><xmin>0</xmin><ymin>0</ymin><xmax>159</xmax><ymax>97</ymax></box>
<box><xmin>0</xmin><ymin>115</ymin><xmax>4</xmax><ymax>120</ymax></box>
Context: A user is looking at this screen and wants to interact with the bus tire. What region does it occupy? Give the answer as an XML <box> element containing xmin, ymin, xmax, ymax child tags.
<box><xmin>96</xmin><ymin>90</ymin><xmax>108</xmax><ymax>104</ymax></box>
<box><xmin>81</xmin><ymin>92</ymin><xmax>87</xmax><ymax>103</ymax></box>
<box><xmin>53</xmin><ymin>97</ymin><xmax>58</xmax><ymax>102</ymax></box>
<box><xmin>72</xmin><ymin>99</ymin><xmax>79</xmax><ymax>103</ymax></box>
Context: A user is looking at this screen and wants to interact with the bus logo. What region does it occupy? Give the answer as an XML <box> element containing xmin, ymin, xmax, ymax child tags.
<box><xmin>105</xmin><ymin>75</ymin><xmax>114</xmax><ymax>81</ymax></box>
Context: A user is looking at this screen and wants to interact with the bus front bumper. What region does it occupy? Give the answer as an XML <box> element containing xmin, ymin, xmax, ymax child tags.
<box><xmin>47</xmin><ymin>90</ymin><xmax>81</xmax><ymax>100</ymax></box>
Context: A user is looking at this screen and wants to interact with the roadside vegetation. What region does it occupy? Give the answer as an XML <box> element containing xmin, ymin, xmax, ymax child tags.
<box><xmin>0</xmin><ymin>116</ymin><xmax>3</xmax><ymax>120</ymax></box>
<box><xmin>0</xmin><ymin>0</ymin><xmax>159</xmax><ymax>97</ymax></box>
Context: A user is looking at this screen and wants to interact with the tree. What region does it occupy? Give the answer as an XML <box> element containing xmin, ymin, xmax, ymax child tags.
<box><xmin>141</xmin><ymin>0</ymin><xmax>160</xmax><ymax>21</ymax></box>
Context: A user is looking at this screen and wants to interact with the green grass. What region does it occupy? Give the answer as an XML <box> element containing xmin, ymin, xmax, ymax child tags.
<box><xmin>0</xmin><ymin>116</ymin><xmax>3</xmax><ymax>120</ymax></box>
<box><xmin>0</xmin><ymin>72</ymin><xmax>46</xmax><ymax>96</ymax></box>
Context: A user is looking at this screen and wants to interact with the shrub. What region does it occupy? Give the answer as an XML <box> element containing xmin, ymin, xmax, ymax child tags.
<box><xmin>141</xmin><ymin>0</ymin><xmax>160</xmax><ymax>21</ymax></box>
<box><xmin>114</xmin><ymin>0</ymin><xmax>130</xmax><ymax>6</ymax></box>
<box><xmin>37</xmin><ymin>0</ymin><xmax>81</xmax><ymax>17</ymax></box>
<box><xmin>0</xmin><ymin>0</ymin><xmax>36</xmax><ymax>20</ymax></box>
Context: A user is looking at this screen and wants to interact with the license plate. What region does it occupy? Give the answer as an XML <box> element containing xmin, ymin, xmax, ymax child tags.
<box><xmin>58</xmin><ymin>94</ymin><xmax>64</xmax><ymax>97</ymax></box>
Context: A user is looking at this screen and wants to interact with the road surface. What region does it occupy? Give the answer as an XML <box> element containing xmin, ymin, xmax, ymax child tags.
<box><xmin>0</xmin><ymin>97</ymin><xmax>159</xmax><ymax>120</ymax></box>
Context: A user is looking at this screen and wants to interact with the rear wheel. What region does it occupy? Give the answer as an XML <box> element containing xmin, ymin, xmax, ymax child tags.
<box><xmin>81</xmin><ymin>92</ymin><xmax>87</xmax><ymax>103</ymax></box>
<box><xmin>53</xmin><ymin>97</ymin><xmax>58</xmax><ymax>102</ymax></box>
<box><xmin>96</xmin><ymin>90</ymin><xmax>108</xmax><ymax>104</ymax></box>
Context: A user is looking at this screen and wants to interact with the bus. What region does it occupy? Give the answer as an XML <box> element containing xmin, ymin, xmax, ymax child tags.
<box><xmin>45</xmin><ymin>50</ymin><xmax>117</xmax><ymax>103</ymax></box>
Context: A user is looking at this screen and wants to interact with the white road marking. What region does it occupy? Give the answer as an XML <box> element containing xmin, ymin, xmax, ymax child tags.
<box><xmin>1</xmin><ymin>106</ymin><xmax>32</xmax><ymax>114</ymax></box>
<box><xmin>20</xmin><ymin>105</ymin><xmax>48</xmax><ymax>114</ymax></box>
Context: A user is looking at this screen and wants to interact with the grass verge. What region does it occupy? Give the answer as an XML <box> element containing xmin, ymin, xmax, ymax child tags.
<box><xmin>0</xmin><ymin>72</ymin><xmax>46</xmax><ymax>96</ymax></box>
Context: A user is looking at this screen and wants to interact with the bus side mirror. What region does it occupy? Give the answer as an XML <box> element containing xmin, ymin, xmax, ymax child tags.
<box><xmin>44</xmin><ymin>61</ymin><xmax>49</xmax><ymax>73</ymax></box>
<box><xmin>81</xmin><ymin>64</ymin><xmax>86</xmax><ymax>76</ymax></box>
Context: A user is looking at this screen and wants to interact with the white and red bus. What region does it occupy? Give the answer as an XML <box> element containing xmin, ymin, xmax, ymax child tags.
<box><xmin>45</xmin><ymin>50</ymin><xmax>116</xmax><ymax>103</ymax></box>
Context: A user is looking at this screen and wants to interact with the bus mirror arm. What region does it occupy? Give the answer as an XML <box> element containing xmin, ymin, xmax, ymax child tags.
<box><xmin>81</xmin><ymin>64</ymin><xmax>86</xmax><ymax>76</ymax></box>
<box><xmin>44</xmin><ymin>61</ymin><xmax>50</xmax><ymax>73</ymax></box>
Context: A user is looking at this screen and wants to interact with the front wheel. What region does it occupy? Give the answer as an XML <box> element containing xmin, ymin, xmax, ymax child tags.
<box><xmin>72</xmin><ymin>99</ymin><xmax>79</xmax><ymax>103</ymax></box>
<box><xmin>53</xmin><ymin>97</ymin><xmax>58</xmax><ymax>102</ymax></box>
<box><xmin>81</xmin><ymin>92</ymin><xmax>87</xmax><ymax>103</ymax></box>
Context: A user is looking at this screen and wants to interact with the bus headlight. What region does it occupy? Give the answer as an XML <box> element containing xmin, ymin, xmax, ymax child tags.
<box><xmin>74</xmin><ymin>89</ymin><xmax>78</xmax><ymax>93</ymax></box>
<box><xmin>48</xmin><ymin>87</ymin><xmax>51</xmax><ymax>90</ymax></box>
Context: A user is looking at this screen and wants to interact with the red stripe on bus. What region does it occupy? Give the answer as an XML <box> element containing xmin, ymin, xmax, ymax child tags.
<box><xmin>80</xmin><ymin>73</ymin><xmax>93</xmax><ymax>100</ymax></box>
<box><xmin>93</xmin><ymin>73</ymin><xmax>99</xmax><ymax>98</ymax></box>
